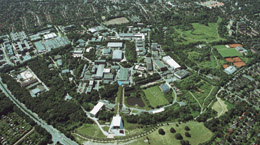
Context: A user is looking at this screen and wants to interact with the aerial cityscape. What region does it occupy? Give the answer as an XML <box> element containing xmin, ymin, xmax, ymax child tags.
<box><xmin>0</xmin><ymin>0</ymin><xmax>259</xmax><ymax>145</ymax></box>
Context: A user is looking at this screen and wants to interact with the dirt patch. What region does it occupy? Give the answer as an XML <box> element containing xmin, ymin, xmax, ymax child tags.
<box><xmin>104</xmin><ymin>17</ymin><xmax>129</xmax><ymax>25</ymax></box>
<box><xmin>127</xmin><ymin>97</ymin><xmax>145</xmax><ymax>107</ymax></box>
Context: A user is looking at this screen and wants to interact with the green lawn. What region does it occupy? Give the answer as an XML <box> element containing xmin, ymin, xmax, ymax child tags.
<box><xmin>173</xmin><ymin>17</ymin><xmax>225</xmax><ymax>45</ymax></box>
<box><xmin>131</xmin><ymin>121</ymin><xmax>213</xmax><ymax>145</ymax></box>
<box><xmin>143</xmin><ymin>86</ymin><xmax>169</xmax><ymax>107</ymax></box>
<box><xmin>216</xmin><ymin>48</ymin><xmax>242</xmax><ymax>58</ymax></box>
<box><xmin>75</xmin><ymin>124</ymin><xmax>106</xmax><ymax>138</ymax></box>
<box><xmin>191</xmin><ymin>81</ymin><xmax>215</xmax><ymax>105</ymax></box>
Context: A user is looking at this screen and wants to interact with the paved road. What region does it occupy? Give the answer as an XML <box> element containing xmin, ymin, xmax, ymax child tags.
<box><xmin>0</xmin><ymin>78</ymin><xmax>78</xmax><ymax>145</ymax></box>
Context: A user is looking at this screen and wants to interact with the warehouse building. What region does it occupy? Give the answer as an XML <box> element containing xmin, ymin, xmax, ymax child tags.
<box><xmin>154</xmin><ymin>60</ymin><xmax>167</xmax><ymax>71</ymax></box>
<box><xmin>95</xmin><ymin>64</ymin><xmax>105</xmax><ymax>79</ymax></box>
<box><xmin>90</xmin><ymin>102</ymin><xmax>105</xmax><ymax>117</ymax></box>
<box><xmin>162</xmin><ymin>56</ymin><xmax>181</xmax><ymax>70</ymax></box>
<box><xmin>107</xmin><ymin>42</ymin><xmax>123</xmax><ymax>48</ymax></box>
<box><xmin>112</xmin><ymin>50</ymin><xmax>123</xmax><ymax>61</ymax></box>
<box><xmin>145</xmin><ymin>57</ymin><xmax>153</xmax><ymax>71</ymax></box>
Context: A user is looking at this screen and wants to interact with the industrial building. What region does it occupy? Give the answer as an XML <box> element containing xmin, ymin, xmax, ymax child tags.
<box><xmin>95</xmin><ymin>64</ymin><xmax>105</xmax><ymax>79</ymax></box>
<box><xmin>112</xmin><ymin>50</ymin><xmax>123</xmax><ymax>61</ymax></box>
<box><xmin>119</xmin><ymin>33</ymin><xmax>145</xmax><ymax>40</ymax></box>
<box><xmin>107</xmin><ymin>42</ymin><xmax>123</xmax><ymax>48</ymax></box>
<box><xmin>145</xmin><ymin>57</ymin><xmax>153</xmax><ymax>71</ymax></box>
<box><xmin>154</xmin><ymin>60</ymin><xmax>167</xmax><ymax>71</ymax></box>
<box><xmin>162</xmin><ymin>56</ymin><xmax>181</xmax><ymax>70</ymax></box>
<box><xmin>90</xmin><ymin>102</ymin><xmax>105</xmax><ymax>117</ymax></box>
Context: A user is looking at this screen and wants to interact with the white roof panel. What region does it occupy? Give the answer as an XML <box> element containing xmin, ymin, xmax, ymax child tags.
<box><xmin>90</xmin><ymin>102</ymin><xmax>104</xmax><ymax>116</ymax></box>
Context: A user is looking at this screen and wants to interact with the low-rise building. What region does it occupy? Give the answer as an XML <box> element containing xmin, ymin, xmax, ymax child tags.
<box><xmin>112</xmin><ymin>50</ymin><xmax>123</xmax><ymax>61</ymax></box>
<box><xmin>174</xmin><ymin>70</ymin><xmax>190</xmax><ymax>79</ymax></box>
<box><xmin>224</xmin><ymin>66</ymin><xmax>237</xmax><ymax>75</ymax></box>
<box><xmin>154</xmin><ymin>60</ymin><xmax>167</xmax><ymax>71</ymax></box>
<box><xmin>162</xmin><ymin>56</ymin><xmax>181</xmax><ymax>70</ymax></box>
<box><xmin>90</xmin><ymin>102</ymin><xmax>104</xmax><ymax>117</ymax></box>
<box><xmin>95</xmin><ymin>64</ymin><xmax>105</xmax><ymax>79</ymax></box>
<box><xmin>107</xmin><ymin>42</ymin><xmax>123</xmax><ymax>49</ymax></box>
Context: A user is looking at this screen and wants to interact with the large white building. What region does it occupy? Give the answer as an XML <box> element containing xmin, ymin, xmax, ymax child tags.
<box><xmin>107</xmin><ymin>42</ymin><xmax>123</xmax><ymax>48</ymax></box>
<box><xmin>108</xmin><ymin>115</ymin><xmax>125</xmax><ymax>136</ymax></box>
<box><xmin>162</xmin><ymin>56</ymin><xmax>181</xmax><ymax>70</ymax></box>
<box><xmin>90</xmin><ymin>102</ymin><xmax>104</xmax><ymax>117</ymax></box>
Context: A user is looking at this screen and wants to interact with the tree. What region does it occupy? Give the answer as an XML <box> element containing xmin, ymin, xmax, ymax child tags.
<box><xmin>185</xmin><ymin>132</ymin><xmax>191</xmax><ymax>137</ymax></box>
<box><xmin>158</xmin><ymin>128</ymin><xmax>165</xmax><ymax>135</ymax></box>
<box><xmin>180</xmin><ymin>140</ymin><xmax>190</xmax><ymax>145</ymax></box>
<box><xmin>175</xmin><ymin>133</ymin><xmax>183</xmax><ymax>140</ymax></box>
<box><xmin>185</xmin><ymin>126</ymin><xmax>190</xmax><ymax>131</ymax></box>
<box><xmin>170</xmin><ymin>127</ymin><xmax>176</xmax><ymax>133</ymax></box>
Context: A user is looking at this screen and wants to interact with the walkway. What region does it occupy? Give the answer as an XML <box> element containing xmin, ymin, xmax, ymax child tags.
<box><xmin>13</xmin><ymin>127</ymin><xmax>35</xmax><ymax>145</ymax></box>
<box><xmin>81</xmin><ymin>106</ymin><xmax>109</xmax><ymax>136</ymax></box>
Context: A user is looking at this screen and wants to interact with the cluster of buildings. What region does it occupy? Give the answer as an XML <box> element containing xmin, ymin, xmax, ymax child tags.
<box><xmin>221</xmin><ymin>112</ymin><xmax>259</xmax><ymax>145</ymax></box>
<box><xmin>226</xmin><ymin>63</ymin><xmax>260</xmax><ymax>107</ymax></box>
<box><xmin>0</xmin><ymin>114</ymin><xmax>30</xmax><ymax>145</ymax></box>
<box><xmin>198</xmin><ymin>1</ymin><xmax>224</xmax><ymax>9</ymax></box>
<box><xmin>0</xmin><ymin>28</ymin><xmax>70</xmax><ymax>70</ymax></box>
<box><xmin>13</xmin><ymin>68</ymin><xmax>49</xmax><ymax>97</ymax></box>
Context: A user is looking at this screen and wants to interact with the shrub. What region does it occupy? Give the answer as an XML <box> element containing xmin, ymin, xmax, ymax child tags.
<box><xmin>158</xmin><ymin>128</ymin><xmax>165</xmax><ymax>135</ymax></box>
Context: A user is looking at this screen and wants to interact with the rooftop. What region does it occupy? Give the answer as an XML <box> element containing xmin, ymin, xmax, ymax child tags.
<box><xmin>112</xmin><ymin>50</ymin><xmax>123</xmax><ymax>60</ymax></box>
<box><xmin>119</xmin><ymin>67</ymin><xmax>129</xmax><ymax>81</ymax></box>
<box><xmin>107</xmin><ymin>42</ymin><xmax>123</xmax><ymax>48</ymax></box>
<box><xmin>90</xmin><ymin>102</ymin><xmax>104</xmax><ymax>116</ymax></box>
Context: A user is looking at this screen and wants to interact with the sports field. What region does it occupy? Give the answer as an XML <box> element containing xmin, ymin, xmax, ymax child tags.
<box><xmin>143</xmin><ymin>86</ymin><xmax>169</xmax><ymax>107</ymax></box>
<box><xmin>173</xmin><ymin>17</ymin><xmax>225</xmax><ymax>45</ymax></box>
<box><xmin>215</xmin><ymin>45</ymin><xmax>242</xmax><ymax>58</ymax></box>
<box><xmin>132</xmin><ymin>121</ymin><xmax>213</xmax><ymax>145</ymax></box>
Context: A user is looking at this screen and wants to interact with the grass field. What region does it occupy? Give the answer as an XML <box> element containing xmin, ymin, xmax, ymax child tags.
<box><xmin>192</xmin><ymin>81</ymin><xmax>215</xmax><ymax>105</ymax></box>
<box><xmin>143</xmin><ymin>86</ymin><xmax>169</xmax><ymax>107</ymax></box>
<box><xmin>212</xmin><ymin>97</ymin><xmax>228</xmax><ymax>117</ymax></box>
<box><xmin>75</xmin><ymin>124</ymin><xmax>105</xmax><ymax>138</ymax></box>
<box><xmin>215</xmin><ymin>45</ymin><xmax>242</xmax><ymax>58</ymax></box>
<box><xmin>131</xmin><ymin>121</ymin><xmax>213</xmax><ymax>145</ymax></box>
<box><xmin>104</xmin><ymin>17</ymin><xmax>129</xmax><ymax>25</ymax></box>
<box><xmin>173</xmin><ymin>17</ymin><xmax>225</xmax><ymax>45</ymax></box>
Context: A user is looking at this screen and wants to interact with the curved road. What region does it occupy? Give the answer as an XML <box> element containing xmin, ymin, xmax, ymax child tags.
<box><xmin>0</xmin><ymin>78</ymin><xmax>78</xmax><ymax>145</ymax></box>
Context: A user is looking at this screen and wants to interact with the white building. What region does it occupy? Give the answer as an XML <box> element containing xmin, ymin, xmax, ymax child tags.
<box><xmin>108</xmin><ymin>115</ymin><xmax>125</xmax><ymax>136</ymax></box>
<box><xmin>107</xmin><ymin>42</ymin><xmax>123</xmax><ymax>48</ymax></box>
<box><xmin>90</xmin><ymin>102</ymin><xmax>104</xmax><ymax>117</ymax></box>
<box><xmin>162</xmin><ymin>56</ymin><xmax>181</xmax><ymax>70</ymax></box>
<box><xmin>43</xmin><ymin>33</ymin><xmax>57</xmax><ymax>40</ymax></box>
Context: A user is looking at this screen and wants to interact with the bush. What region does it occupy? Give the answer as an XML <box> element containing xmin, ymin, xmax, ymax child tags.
<box><xmin>175</xmin><ymin>133</ymin><xmax>183</xmax><ymax>140</ymax></box>
<box><xmin>185</xmin><ymin>132</ymin><xmax>191</xmax><ymax>137</ymax></box>
<box><xmin>185</xmin><ymin>126</ymin><xmax>190</xmax><ymax>131</ymax></box>
<box><xmin>170</xmin><ymin>127</ymin><xmax>176</xmax><ymax>133</ymax></box>
<box><xmin>180</xmin><ymin>140</ymin><xmax>190</xmax><ymax>145</ymax></box>
<box><xmin>158</xmin><ymin>128</ymin><xmax>165</xmax><ymax>135</ymax></box>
